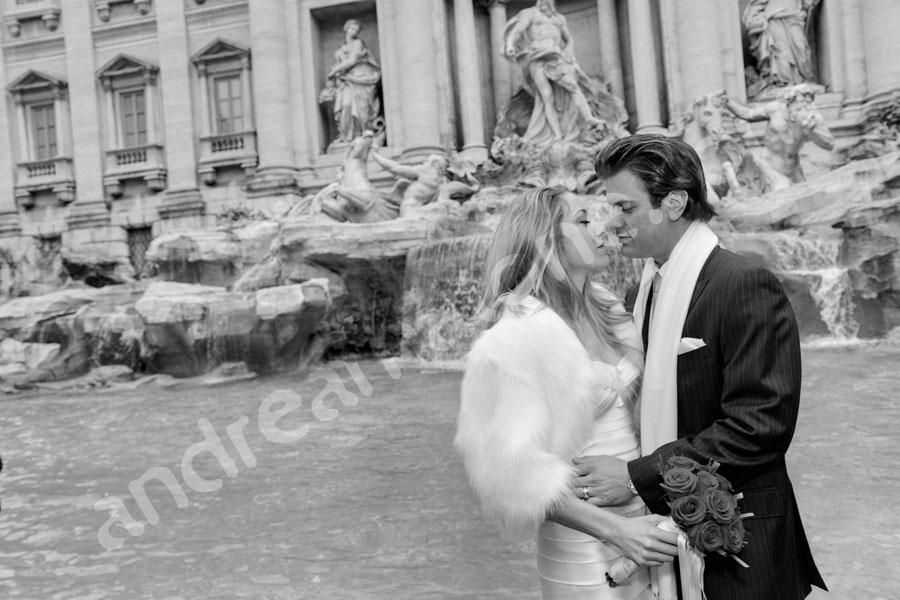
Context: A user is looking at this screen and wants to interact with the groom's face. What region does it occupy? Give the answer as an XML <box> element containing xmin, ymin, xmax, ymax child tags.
<box><xmin>604</xmin><ymin>169</ymin><xmax>673</xmax><ymax>263</ymax></box>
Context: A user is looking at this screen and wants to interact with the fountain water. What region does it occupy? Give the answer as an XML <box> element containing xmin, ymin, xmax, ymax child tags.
<box><xmin>723</xmin><ymin>230</ymin><xmax>859</xmax><ymax>341</ymax></box>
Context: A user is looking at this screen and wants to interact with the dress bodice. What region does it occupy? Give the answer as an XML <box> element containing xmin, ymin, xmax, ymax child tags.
<box><xmin>537</xmin><ymin>354</ymin><xmax>650</xmax><ymax>598</ymax></box>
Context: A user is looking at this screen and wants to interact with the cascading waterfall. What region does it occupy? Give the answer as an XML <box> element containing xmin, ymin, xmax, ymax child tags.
<box><xmin>730</xmin><ymin>231</ymin><xmax>859</xmax><ymax>341</ymax></box>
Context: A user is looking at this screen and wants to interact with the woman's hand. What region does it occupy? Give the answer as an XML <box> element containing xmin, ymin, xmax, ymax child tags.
<box><xmin>608</xmin><ymin>514</ymin><xmax>678</xmax><ymax>567</ymax></box>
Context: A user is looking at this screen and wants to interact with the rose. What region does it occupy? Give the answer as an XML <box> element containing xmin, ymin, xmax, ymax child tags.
<box><xmin>696</xmin><ymin>471</ymin><xmax>720</xmax><ymax>492</ymax></box>
<box><xmin>661</xmin><ymin>467</ymin><xmax>698</xmax><ymax>498</ymax></box>
<box><xmin>670</xmin><ymin>494</ymin><xmax>707</xmax><ymax>528</ymax></box>
<box><xmin>688</xmin><ymin>520</ymin><xmax>725</xmax><ymax>554</ymax></box>
<box><xmin>714</xmin><ymin>473</ymin><xmax>733</xmax><ymax>493</ymax></box>
<box><xmin>703</xmin><ymin>489</ymin><xmax>738</xmax><ymax>524</ymax></box>
<box><xmin>666</xmin><ymin>456</ymin><xmax>700</xmax><ymax>472</ymax></box>
<box><xmin>721</xmin><ymin>518</ymin><xmax>746</xmax><ymax>553</ymax></box>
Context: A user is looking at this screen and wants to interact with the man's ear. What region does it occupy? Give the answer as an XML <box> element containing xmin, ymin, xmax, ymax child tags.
<box><xmin>663</xmin><ymin>190</ymin><xmax>688</xmax><ymax>221</ymax></box>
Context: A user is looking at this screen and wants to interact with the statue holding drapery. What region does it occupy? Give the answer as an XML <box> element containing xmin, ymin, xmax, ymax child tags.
<box><xmin>319</xmin><ymin>19</ymin><xmax>382</xmax><ymax>148</ymax></box>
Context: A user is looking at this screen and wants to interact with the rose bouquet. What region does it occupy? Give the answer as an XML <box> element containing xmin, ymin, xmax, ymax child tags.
<box><xmin>605</xmin><ymin>456</ymin><xmax>752</xmax><ymax>597</ymax></box>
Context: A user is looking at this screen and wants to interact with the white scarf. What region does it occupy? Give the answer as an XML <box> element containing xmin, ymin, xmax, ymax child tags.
<box><xmin>632</xmin><ymin>220</ymin><xmax>719</xmax><ymax>600</ymax></box>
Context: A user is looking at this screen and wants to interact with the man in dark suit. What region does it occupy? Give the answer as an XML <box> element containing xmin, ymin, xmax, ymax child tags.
<box><xmin>574</xmin><ymin>134</ymin><xmax>826</xmax><ymax>599</ymax></box>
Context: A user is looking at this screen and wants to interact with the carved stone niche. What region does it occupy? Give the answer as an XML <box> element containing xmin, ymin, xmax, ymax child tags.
<box><xmin>312</xmin><ymin>1</ymin><xmax>383</xmax><ymax>152</ymax></box>
<box><xmin>93</xmin><ymin>0</ymin><xmax>151</xmax><ymax>22</ymax></box>
<box><xmin>4</xmin><ymin>0</ymin><xmax>62</xmax><ymax>37</ymax></box>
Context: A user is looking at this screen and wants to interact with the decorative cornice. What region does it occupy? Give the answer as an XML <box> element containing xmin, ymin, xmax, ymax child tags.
<box><xmin>91</xmin><ymin>16</ymin><xmax>158</xmax><ymax>49</ymax></box>
<box><xmin>1</xmin><ymin>35</ymin><xmax>65</xmax><ymax>63</ymax></box>
<box><xmin>185</xmin><ymin>0</ymin><xmax>248</xmax><ymax>32</ymax></box>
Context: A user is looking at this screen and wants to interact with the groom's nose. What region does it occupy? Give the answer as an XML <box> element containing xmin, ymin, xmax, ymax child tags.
<box><xmin>606</xmin><ymin>215</ymin><xmax>623</xmax><ymax>232</ymax></box>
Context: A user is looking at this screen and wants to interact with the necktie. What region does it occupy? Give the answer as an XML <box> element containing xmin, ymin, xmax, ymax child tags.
<box><xmin>642</xmin><ymin>272</ymin><xmax>662</xmax><ymax>351</ymax></box>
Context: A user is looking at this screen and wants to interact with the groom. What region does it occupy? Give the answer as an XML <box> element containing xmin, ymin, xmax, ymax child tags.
<box><xmin>577</xmin><ymin>135</ymin><xmax>826</xmax><ymax>599</ymax></box>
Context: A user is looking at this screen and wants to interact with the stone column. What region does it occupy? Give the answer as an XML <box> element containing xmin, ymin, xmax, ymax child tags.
<box><xmin>453</xmin><ymin>0</ymin><xmax>487</xmax><ymax>162</ymax></box>
<box><xmin>668</xmin><ymin>0</ymin><xmax>723</xmax><ymax>117</ymax></box>
<box><xmin>0</xmin><ymin>48</ymin><xmax>19</xmax><ymax>221</ymax></box>
<box><xmin>596</xmin><ymin>0</ymin><xmax>624</xmax><ymax>99</ymax></box>
<box><xmin>248</xmin><ymin>0</ymin><xmax>296</xmax><ymax>186</ymax></box>
<box><xmin>842</xmin><ymin>0</ymin><xmax>867</xmax><ymax>108</ymax></box>
<box><xmin>60</xmin><ymin>0</ymin><xmax>105</xmax><ymax>208</ymax></box>
<box><xmin>393</xmin><ymin>0</ymin><xmax>446</xmax><ymax>159</ymax></box>
<box><xmin>102</xmin><ymin>81</ymin><xmax>118</xmax><ymax>148</ymax></box>
<box><xmin>53</xmin><ymin>87</ymin><xmax>70</xmax><ymax>156</ymax></box>
<box><xmin>861</xmin><ymin>0</ymin><xmax>900</xmax><ymax>99</ymax></box>
<box><xmin>143</xmin><ymin>73</ymin><xmax>158</xmax><ymax>146</ymax></box>
<box><xmin>627</xmin><ymin>0</ymin><xmax>663</xmax><ymax>131</ymax></box>
<box><xmin>488</xmin><ymin>0</ymin><xmax>512</xmax><ymax>114</ymax></box>
<box><xmin>240</xmin><ymin>56</ymin><xmax>253</xmax><ymax>132</ymax></box>
<box><xmin>197</xmin><ymin>64</ymin><xmax>211</xmax><ymax>137</ymax></box>
<box><xmin>13</xmin><ymin>97</ymin><xmax>29</xmax><ymax>162</ymax></box>
<box><xmin>156</xmin><ymin>0</ymin><xmax>198</xmax><ymax>194</ymax></box>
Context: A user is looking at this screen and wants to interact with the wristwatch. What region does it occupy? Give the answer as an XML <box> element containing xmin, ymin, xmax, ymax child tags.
<box><xmin>626</xmin><ymin>478</ymin><xmax>638</xmax><ymax>497</ymax></box>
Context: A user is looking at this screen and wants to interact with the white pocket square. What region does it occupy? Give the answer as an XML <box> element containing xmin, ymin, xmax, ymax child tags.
<box><xmin>677</xmin><ymin>337</ymin><xmax>706</xmax><ymax>355</ymax></box>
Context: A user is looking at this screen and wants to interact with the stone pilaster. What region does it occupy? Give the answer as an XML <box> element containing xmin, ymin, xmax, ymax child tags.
<box><xmin>627</xmin><ymin>0</ymin><xmax>663</xmax><ymax>131</ymax></box>
<box><xmin>248</xmin><ymin>0</ymin><xmax>298</xmax><ymax>193</ymax></box>
<box><xmin>664</xmin><ymin>0</ymin><xmax>723</xmax><ymax>118</ymax></box>
<box><xmin>453</xmin><ymin>0</ymin><xmax>487</xmax><ymax>162</ymax></box>
<box><xmin>487</xmin><ymin>0</ymin><xmax>511</xmax><ymax>115</ymax></box>
<box><xmin>390</xmin><ymin>0</ymin><xmax>449</xmax><ymax>160</ymax></box>
<box><xmin>61</xmin><ymin>0</ymin><xmax>105</xmax><ymax>213</ymax></box>
<box><xmin>596</xmin><ymin>0</ymin><xmax>624</xmax><ymax>99</ymax></box>
<box><xmin>156</xmin><ymin>0</ymin><xmax>204</xmax><ymax>218</ymax></box>
<box><xmin>861</xmin><ymin>0</ymin><xmax>900</xmax><ymax>101</ymax></box>
<box><xmin>0</xmin><ymin>38</ymin><xmax>18</xmax><ymax>225</ymax></box>
<box><xmin>841</xmin><ymin>0</ymin><xmax>867</xmax><ymax>114</ymax></box>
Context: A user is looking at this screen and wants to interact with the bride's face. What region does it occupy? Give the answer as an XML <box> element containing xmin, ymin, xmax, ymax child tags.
<box><xmin>559</xmin><ymin>194</ymin><xmax>612</xmax><ymax>276</ymax></box>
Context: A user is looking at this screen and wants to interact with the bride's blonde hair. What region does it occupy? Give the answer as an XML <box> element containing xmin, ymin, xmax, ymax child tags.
<box><xmin>478</xmin><ymin>187</ymin><xmax>640</xmax><ymax>364</ymax></box>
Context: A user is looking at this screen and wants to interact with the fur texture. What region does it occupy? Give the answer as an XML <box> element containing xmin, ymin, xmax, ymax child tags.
<box><xmin>455</xmin><ymin>297</ymin><xmax>622</xmax><ymax>537</ymax></box>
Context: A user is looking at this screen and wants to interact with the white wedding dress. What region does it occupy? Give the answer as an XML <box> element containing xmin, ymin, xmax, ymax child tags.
<box><xmin>537</xmin><ymin>356</ymin><xmax>653</xmax><ymax>600</ymax></box>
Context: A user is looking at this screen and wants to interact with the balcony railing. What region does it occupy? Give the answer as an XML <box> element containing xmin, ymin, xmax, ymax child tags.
<box><xmin>105</xmin><ymin>144</ymin><xmax>163</xmax><ymax>172</ymax></box>
<box><xmin>4</xmin><ymin>0</ymin><xmax>60</xmax><ymax>35</ymax></box>
<box><xmin>198</xmin><ymin>131</ymin><xmax>258</xmax><ymax>185</ymax></box>
<box><xmin>14</xmin><ymin>156</ymin><xmax>74</xmax><ymax>206</ymax></box>
<box><xmin>16</xmin><ymin>156</ymin><xmax>72</xmax><ymax>184</ymax></box>
<box><xmin>103</xmin><ymin>144</ymin><xmax>166</xmax><ymax>196</ymax></box>
<box><xmin>5</xmin><ymin>0</ymin><xmax>59</xmax><ymax>18</ymax></box>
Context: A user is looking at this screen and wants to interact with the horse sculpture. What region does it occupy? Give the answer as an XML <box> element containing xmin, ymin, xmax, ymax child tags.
<box><xmin>312</xmin><ymin>132</ymin><xmax>399</xmax><ymax>223</ymax></box>
<box><xmin>670</xmin><ymin>90</ymin><xmax>745</xmax><ymax>203</ymax></box>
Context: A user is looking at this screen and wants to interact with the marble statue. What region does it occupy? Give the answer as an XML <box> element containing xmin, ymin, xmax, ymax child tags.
<box><xmin>319</xmin><ymin>19</ymin><xmax>382</xmax><ymax>147</ymax></box>
<box><xmin>371</xmin><ymin>151</ymin><xmax>479</xmax><ymax>217</ymax></box>
<box><xmin>671</xmin><ymin>90</ymin><xmax>745</xmax><ymax>203</ymax></box>
<box><xmin>725</xmin><ymin>84</ymin><xmax>834</xmax><ymax>193</ymax></box>
<box><xmin>311</xmin><ymin>131</ymin><xmax>399</xmax><ymax>223</ymax></box>
<box><xmin>742</xmin><ymin>0</ymin><xmax>820</xmax><ymax>97</ymax></box>
<box><xmin>501</xmin><ymin>0</ymin><xmax>605</xmax><ymax>146</ymax></box>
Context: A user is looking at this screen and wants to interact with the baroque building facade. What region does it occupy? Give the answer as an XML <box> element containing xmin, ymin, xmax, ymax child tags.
<box><xmin>0</xmin><ymin>0</ymin><xmax>897</xmax><ymax>282</ymax></box>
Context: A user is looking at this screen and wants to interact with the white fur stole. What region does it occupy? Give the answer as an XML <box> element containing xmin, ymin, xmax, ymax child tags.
<box><xmin>455</xmin><ymin>297</ymin><xmax>622</xmax><ymax>537</ymax></box>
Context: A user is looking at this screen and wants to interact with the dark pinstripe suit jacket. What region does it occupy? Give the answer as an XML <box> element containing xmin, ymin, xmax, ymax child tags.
<box><xmin>625</xmin><ymin>246</ymin><xmax>826</xmax><ymax>600</ymax></box>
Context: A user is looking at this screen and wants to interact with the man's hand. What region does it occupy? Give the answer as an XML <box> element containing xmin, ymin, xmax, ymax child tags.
<box><xmin>572</xmin><ymin>455</ymin><xmax>634</xmax><ymax>506</ymax></box>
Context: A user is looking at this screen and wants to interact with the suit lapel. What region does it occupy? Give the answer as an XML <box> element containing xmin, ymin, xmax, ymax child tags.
<box><xmin>685</xmin><ymin>247</ymin><xmax>719</xmax><ymax>317</ymax></box>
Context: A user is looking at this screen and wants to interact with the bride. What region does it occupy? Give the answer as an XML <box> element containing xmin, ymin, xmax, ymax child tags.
<box><xmin>455</xmin><ymin>187</ymin><xmax>678</xmax><ymax>599</ymax></box>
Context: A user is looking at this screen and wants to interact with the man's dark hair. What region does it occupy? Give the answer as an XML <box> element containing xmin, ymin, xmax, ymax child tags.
<box><xmin>594</xmin><ymin>134</ymin><xmax>716</xmax><ymax>222</ymax></box>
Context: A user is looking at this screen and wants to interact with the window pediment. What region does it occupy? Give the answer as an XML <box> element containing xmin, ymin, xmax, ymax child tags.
<box><xmin>97</xmin><ymin>54</ymin><xmax>158</xmax><ymax>84</ymax></box>
<box><xmin>192</xmin><ymin>39</ymin><xmax>250</xmax><ymax>67</ymax></box>
<box><xmin>8</xmin><ymin>70</ymin><xmax>66</xmax><ymax>96</ymax></box>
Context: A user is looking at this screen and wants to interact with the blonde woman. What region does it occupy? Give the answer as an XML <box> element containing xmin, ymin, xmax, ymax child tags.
<box><xmin>455</xmin><ymin>187</ymin><xmax>677</xmax><ymax>599</ymax></box>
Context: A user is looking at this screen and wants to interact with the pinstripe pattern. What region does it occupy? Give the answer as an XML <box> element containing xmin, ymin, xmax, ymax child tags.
<box><xmin>625</xmin><ymin>247</ymin><xmax>826</xmax><ymax>599</ymax></box>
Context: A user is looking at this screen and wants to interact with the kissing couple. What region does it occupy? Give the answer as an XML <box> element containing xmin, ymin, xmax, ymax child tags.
<box><xmin>455</xmin><ymin>135</ymin><xmax>827</xmax><ymax>600</ymax></box>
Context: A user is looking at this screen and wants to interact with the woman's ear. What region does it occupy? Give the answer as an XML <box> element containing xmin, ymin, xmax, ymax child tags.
<box><xmin>663</xmin><ymin>190</ymin><xmax>688</xmax><ymax>221</ymax></box>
